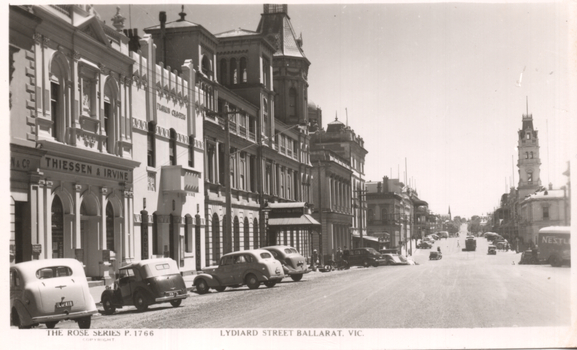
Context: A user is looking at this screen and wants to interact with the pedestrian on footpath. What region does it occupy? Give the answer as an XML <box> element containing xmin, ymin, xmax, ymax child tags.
<box><xmin>312</xmin><ymin>249</ymin><xmax>318</xmax><ymax>271</ymax></box>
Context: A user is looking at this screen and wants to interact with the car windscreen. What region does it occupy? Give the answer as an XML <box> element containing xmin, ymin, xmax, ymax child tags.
<box><xmin>36</xmin><ymin>266</ymin><xmax>73</xmax><ymax>279</ymax></box>
<box><xmin>366</xmin><ymin>248</ymin><xmax>379</xmax><ymax>255</ymax></box>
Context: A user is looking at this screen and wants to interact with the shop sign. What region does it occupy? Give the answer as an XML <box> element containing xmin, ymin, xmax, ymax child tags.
<box><xmin>157</xmin><ymin>102</ymin><xmax>186</xmax><ymax>120</ymax></box>
<box><xmin>42</xmin><ymin>156</ymin><xmax>131</xmax><ymax>182</ymax></box>
<box><xmin>32</xmin><ymin>244</ymin><xmax>42</xmax><ymax>254</ymax></box>
<box><xmin>11</xmin><ymin>156</ymin><xmax>39</xmax><ymax>171</ymax></box>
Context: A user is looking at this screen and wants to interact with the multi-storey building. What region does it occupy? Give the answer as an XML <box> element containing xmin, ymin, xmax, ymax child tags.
<box><xmin>142</xmin><ymin>4</ymin><xmax>315</xmax><ymax>265</ymax></box>
<box><xmin>310</xmin><ymin>117</ymin><xmax>367</xmax><ymax>256</ymax></box>
<box><xmin>9</xmin><ymin>5</ymin><xmax>139</xmax><ymax>281</ymax></box>
<box><xmin>365</xmin><ymin>177</ymin><xmax>415</xmax><ymax>255</ymax></box>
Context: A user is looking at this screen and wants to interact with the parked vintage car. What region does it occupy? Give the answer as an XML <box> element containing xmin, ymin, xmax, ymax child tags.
<box><xmin>343</xmin><ymin>247</ymin><xmax>387</xmax><ymax>267</ymax></box>
<box><xmin>417</xmin><ymin>240</ymin><xmax>433</xmax><ymax>249</ymax></box>
<box><xmin>381</xmin><ymin>253</ymin><xmax>409</xmax><ymax>266</ymax></box>
<box><xmin>10</xmin><ymin>258</ymin><xmax>98</xmax><ymax>329</ymax></box>
<box><xmin>194</xmin><ymin>249</ymin><xmax>284</xmax><ymax>294</ymax></box>
<box><xmin>100</xmin><ymin>258</ymin><xmax>187</xmax><ymax>314</ymax></box>
<box><xmin>261</xmin><ymin>245</ymin><xmax>309</xmax><ymax>281</ymax></box>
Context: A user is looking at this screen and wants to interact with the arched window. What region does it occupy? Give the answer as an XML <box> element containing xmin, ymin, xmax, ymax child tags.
<box><xmin>233</xmin><ymin>216</ymin><xmax>240</xmax><ymax>251</ymax></box>
<box><xmin>525</xmin><ymin>152</ymin><xmax>529</xmax><ymax>159</ymax></box>
<box><xmin>289</xmin><ymin>87</ymin><xmax>297</xmax><ymax>120</ymax></box>
<box><xmin>106</xmin><ymin>202</ymin><xmax>114</xmax><ymax>252</ymax></box>
<box><xmin>530</xmin><ymin>151</ymin><xmax>534</xmax><ymax>159</ymax></box>
<box><xmin>253</xmin><ymin>218</ymin><xmax>259</xmax><ymax>249</ymax></box>
<box><xmin>230</xmin><ymin>58</ymin><xmax>237</xmax><ymax>85</ymax></box>
<box><xmin>169</xmin><ymin>128</ymin><xmax>177</xmax><ymax>165</ymax></box>
<box><xmin>212</xmin><ymin>214</ymin><xmax>220</xmax><ymax>263</ymax></box>
<box><xmin>240</xmin><ymin>57</ymin><xmax>247</xmax><ymax>83</ymax></box>
<box><xmin>49</xmin><ymin>55</ymin><xmax>69</xmax><ymax>142</ymax></box>
<box><xmin>244</xmin><ymin>217</ymin><xmax>250</xmax><ymax>250</ymax></box>
<box><xmin>219</xmin><ymin>58</ymin><xmax>228</xmax><ymax>85</ymax></box>
<box><xmin>51</xmin><ymin>195</ymin><xmax>64</xmax><ymax>258</ymax></box>
<box><xmin>201</xmin><ymin>55</ymin><xmax>211</xmax><ymax>76</ymax></box>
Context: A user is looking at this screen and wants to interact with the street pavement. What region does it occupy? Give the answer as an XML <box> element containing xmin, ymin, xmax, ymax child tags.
<box><xmin>63</xmin><ymin>232</ymin><xmax>572</xmax><ymax>329</ymax></box>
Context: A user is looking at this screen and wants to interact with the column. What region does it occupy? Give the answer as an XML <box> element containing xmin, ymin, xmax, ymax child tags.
<box><xmin>73</xmin><ymin>184</ymin><xmax>82</xmax><ymax>249</ymax></box>
<box><xmin>37</xmin><ymin>180</ymin><xmax>45</xmax><ymax>258</ymax></box>
<box><xmin>100</xmin><ymin>188</ymin><xmax>108</xmax><ymax>250</ymax></box>
<box><xmin>44</xmin><ymin>181</ymin><xmax>54</xmax><ymax>259</ymax></box>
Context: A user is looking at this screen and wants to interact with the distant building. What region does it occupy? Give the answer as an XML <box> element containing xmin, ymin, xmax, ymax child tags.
<box><xmin>310</xmin><ymin>116</ymin><xmax>367</xmax><ymax>257</ymax></box>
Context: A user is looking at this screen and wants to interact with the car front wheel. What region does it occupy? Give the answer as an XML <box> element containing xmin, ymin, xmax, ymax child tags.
<box><xmin>170</xmin><ymin>299</ymin><xmax>182</xmax><ymax>307</ymax></box>
<box><xmin>290</xmin><ymin>274</ymin><xmax>303</xmax><ymax>282</ymax></box>
<box><xmin>363</xmin><ymin>261</ymin><xmax>369</xmax><ymax>268</ymax></box>
<box><xmin>264</xmin><ymin>281</ymin><xmax>276</xmax><ymax>288</ymax></box>
<box><xmin>45</xmin><ymin>321</ymin><xmax>58</xmax><ymax>329</ymax></box>
<box><xmin>551</xmin><ymin>254</ymin><xmax>563</xmax><ymax>267</ymax></box>
<box><xmin>77</xmin><ymin>316</ymin><xmax>91</xmax><ymax>329</ymax></box>
<box><xmin>101</xmin><ymin>295</ymin><xmax>116</xmax><ymax>315</ymax></box>
<box><xmin>134</xmin><ymin>292</ymin><xmax>149</xmax><ymax>312</ymax></box>
<box><xmin>195</xmin><ymin>279</ymin><xmax>209</xmax><ymax>294</ymax></box>
<box><xmin>215</xmin><ymin>286</ymin><xmax>226</xmax><ymax>292</ymax></box>
<box><xmin>245</xmin><ymin>274</ymin><xmax>260</xmax><ymax>289</ymax></box>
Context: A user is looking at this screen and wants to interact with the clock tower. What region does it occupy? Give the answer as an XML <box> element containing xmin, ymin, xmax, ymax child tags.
<box><xmin>517</xmin><ymin>104</ymin><xmax>541</xmax><ymax>199</ymax></box>
<box><xmin>256</xmin><ymin>4</ymin><xmax>310</xmax><ymax>126</ymax></box>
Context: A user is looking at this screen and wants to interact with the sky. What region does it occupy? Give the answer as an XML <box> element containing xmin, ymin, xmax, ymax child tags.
<box><xmin>91</xmin><ymin>1</ymin><xmax>574</xmax><ymax>219</ymax></box>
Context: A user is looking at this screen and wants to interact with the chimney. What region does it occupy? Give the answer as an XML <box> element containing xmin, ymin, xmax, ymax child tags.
<box><xmin>383</xmin><ymin>176</ymin><xmax>389</xmax><ymax>193</ymax></box>
<box><xmin>377</xmin><ymin>182</ymin><xmax>382</xmax><ymax>193</ymax></box>
<box><xmin>159</xmin><ymin>11</ymin><xmax>167</xmax><ymax>65</ymax></box>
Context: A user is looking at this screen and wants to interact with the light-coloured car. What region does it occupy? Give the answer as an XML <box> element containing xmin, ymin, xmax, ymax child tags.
<box><xmin>194</xmin><ymin>249</ymin><xmax>284</xmax><ymax>294</ymax></box>
<box><xmin>261</xmin><ymin>245</ymin><xmax>310</xmax><ymax>281</ymax></box>
<box><xmin>10</xmin><ymin>258</ymin><xmax>98</xmax><ymax>329</ymax></box>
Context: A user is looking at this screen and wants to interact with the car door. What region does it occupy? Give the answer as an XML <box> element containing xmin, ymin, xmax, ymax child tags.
<box><xmin>118</xmin><ymin>268</ymin><xmax>135</xmax><ymax>303</ymax></box>
<box><xmin>216</xmin><ymin>256</ymin><xmax>235</xmax><ymax>285</ymax></box>
<box><xmin>231</xmin><ymin>254</ymin><xmax>250</xmax><ymax>284</ymax></box>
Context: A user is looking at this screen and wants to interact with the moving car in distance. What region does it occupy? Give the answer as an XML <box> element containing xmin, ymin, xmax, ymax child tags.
<box><xmin>194</xmin><ymin>249</ymin><xmax>284</xmax><ymax>294</ymax></box>
<box><xmin>10</xmin><ymin>258</ymin><xmax>98</xmax><ymax>329</ymax></box>
<box><xmin>100</xmin><ymin>258</ymin><xmax>187</xmax><ymax>314</ymax></box>
<box><xmin>261</xmin><ymin>245</ymin><xmax>309</xmax><ymax>282</ymax></box>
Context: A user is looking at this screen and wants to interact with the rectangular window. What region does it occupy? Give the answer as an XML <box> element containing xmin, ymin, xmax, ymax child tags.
<box><xmin>50</xmin><ymin>82</ymin><xmax>60</xmax><ymax>138</ymax></box>
<box><xmin>147</xmin><ymin>123</ymin><xmax>156</xmax><ymax>167</ymax></box>
<box><xmin>542</xmin><ymin>206</ymin><xmax>549</xmax><ymax>220</ymax></box>
<box><xmin>239</xmin><ymin>152</ymin><xmax>246</xmax><ymax>191</ymax></box>
<box><xmin>188</xmin><ymin>136</ymin><xmax>195</xmax><ymax>168</ymax></box>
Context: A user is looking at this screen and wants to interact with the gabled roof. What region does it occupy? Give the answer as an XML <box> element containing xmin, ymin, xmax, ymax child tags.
<box><xmin>215</xmin><ymin>28</ymin><xmax>260</xmax><ymax>38</ymax></box>
<box><xmin>75</xmin><ymin>15</ymin><xmax>110</xmax><ymax>48</ymax></box>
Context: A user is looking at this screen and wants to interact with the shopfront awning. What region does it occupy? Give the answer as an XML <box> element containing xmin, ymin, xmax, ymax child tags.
<box><xmin>268</xmin><ymin>214</ymin><xmax>321</xmax><ymax>227</ymax></box>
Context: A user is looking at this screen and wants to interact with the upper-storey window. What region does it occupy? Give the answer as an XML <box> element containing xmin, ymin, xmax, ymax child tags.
<box><xmin>201</xmin><ymin>55</ymin><xmax>212</xmax><ymax>77</ymax></box>
<box><xmin>103</xmin><ymin>79</ymin><xmax>118</xmax><ymax>154</ymax></box>
<box><xmin>169</xmin><ymin>128</ymin><xmax>177</xmax><ymax>165</ymax></box>
<box><xmin>526</xmin><ymin>133</ymin><xmax>531</xmax><ymax>140</ymax></box>
<box><xmin>240</xmin><ymin>57</ymin><xmax>247</xmax><ymax>83</ymax></box>
<box><xmin>289</xmin><ymin>87</ymin><xmax>297</xmax><ymax>120</ymax></box>
<box><xmin>230</xmin><ymin>58</ymin><xmax>237</xmax><ymax>85</ymax></box>
<box><xmin>219</xmin><ymin>58</ymin><xmax>228</xmax><ymax>85</ymax></box>
<box><xmin>49</xmin><ymin>54</ymin><xmax>69</xmax><ymax>142</ymax></box>
<box><xmin>263</xmin><ymin>98</ymin><xmax>270</xmax><ymax>138</ymax></box>
<box><xmin>262</xmin><ymin>57</ymin><xmax>270</xmax><ymax>89</ymax></box>
<box><xmin>147</xmin><ymin>121</ymin><xmax>156</xmax><ymax>167</ymax></box>
<box><xmin>188</xmin><ymin>135</ymin><xmax>195</xmax><ymax>168</ymax></box>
